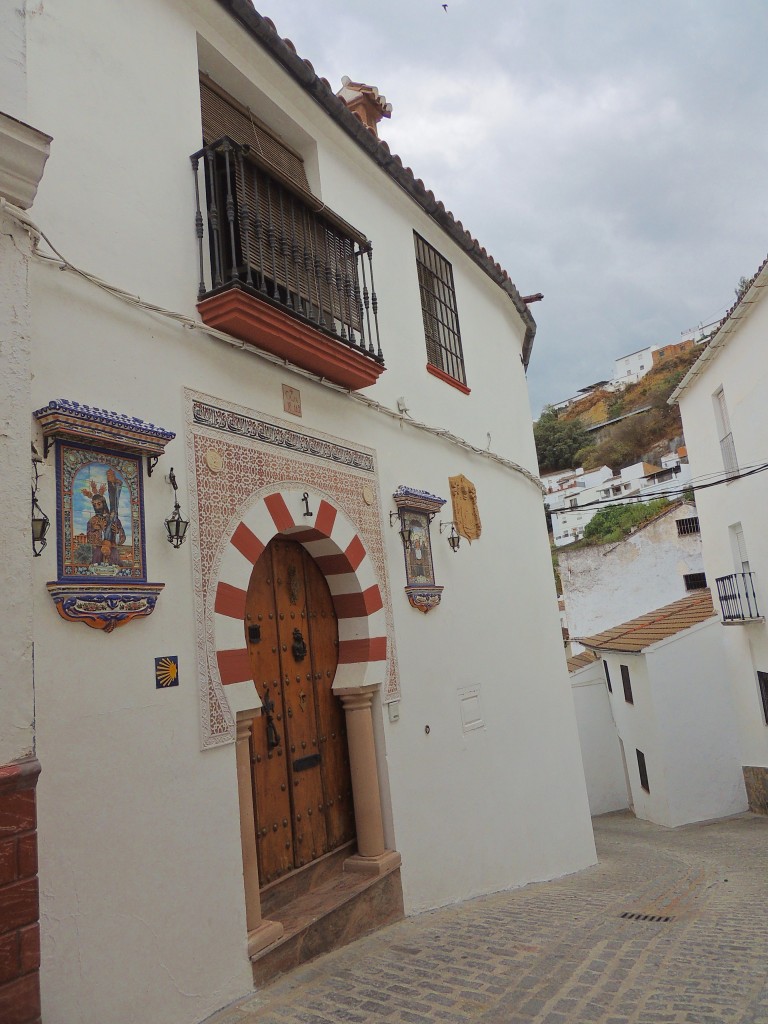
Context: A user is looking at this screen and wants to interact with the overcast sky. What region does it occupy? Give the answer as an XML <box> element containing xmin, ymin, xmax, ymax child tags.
<box><xmin>260</xmin><ymin>1</ymin><xmax>768</xmax><ymax>415</ymax></box>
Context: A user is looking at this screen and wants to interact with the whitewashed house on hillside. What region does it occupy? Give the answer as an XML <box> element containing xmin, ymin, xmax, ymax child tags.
<box><xmin>672</xmin><ymin>252</ymin><xmax>768</xmax><ymax>818</ymax></box>
<box><xmin>614</xmin><ymin>344</ymin><xmax>657</xmax><ymax>385</ymax></box>
<box><xmin>551</xmin><ymin>457</ymin><xmax>693</xmax><ymax>547</ymax></box>
<box><xmin>580</xmin><ymin>592</ymin><xmax>747</xmax><ymax>828</ymax></box>
<box><xmin>560</xmin><ymin>500</ymin><xmax>705</xmax><ymax>641</ymax></box>
<box><xmin>0</xmin><ymin>3</ymin><xmax>596</xmax><ymax>1022</ymax></box>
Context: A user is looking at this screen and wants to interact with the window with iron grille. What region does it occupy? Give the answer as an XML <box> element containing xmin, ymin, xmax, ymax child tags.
<box><xmin>676</xmin><ymin>516</ymin><xmax>700</xmax><ymax>536</ymax></box>
<box><xmin>621</xmin><ymin>664</ymin><xmax>633</xmax><ymax>704</ymax></box>
<box><xmin>414</xmin><ymin>232</ymin><xmax>467</xmax><ymax>387</ymax></box>
<box><xmin>636</xmin><ymin>749</ymin><xmax>650</xmax><ymax>792</ymax></box>
<box><xmin>757</xmin><ymin>671</ymin><xmax>768</xmax><ymax>725</ymax></box>
<box><xmin>684</xmin><ymin>572</ymin><xmax>707</xmax><ymax>591</ymax></box>
<box><xmin>603</xmin><ymin>660</ymin><xmax>612</xmax><ymax>693</ymax></box>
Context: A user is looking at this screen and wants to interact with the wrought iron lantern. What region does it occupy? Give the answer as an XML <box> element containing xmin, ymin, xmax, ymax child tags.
<box><xmin>439</xmin><ymin>520</ymin><xmax>461</xmax><ymax>553</ymax></box>
<box><xmin>164</xmin><ymin>468</ymin><xmax>189</xmax><ymax>548</ymax></box>
<box><xmin>390</xmin><ymin>510</ymin><xmax>412</xmax><ymax>550</ymax></box>
<box><xmin>31</xmin><ymin>453</ymin><xmax>50</xmax><ymax>557</ymax></box>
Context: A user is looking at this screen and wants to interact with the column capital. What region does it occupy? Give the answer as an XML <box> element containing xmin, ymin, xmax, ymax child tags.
<box><xmin>337</xmin><ymin>684</ymin><xmax>379</xmax><ymax>712</ymax></box>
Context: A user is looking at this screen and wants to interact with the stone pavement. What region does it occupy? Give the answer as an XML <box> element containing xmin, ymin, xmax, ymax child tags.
<box><xmin>204</xmin><ymin>812</ymin><xmax>768</xmax><ymax>1024</ymax></box>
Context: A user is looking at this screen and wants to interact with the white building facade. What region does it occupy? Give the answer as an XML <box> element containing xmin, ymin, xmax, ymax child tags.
<box><xmin>672</xmin><ymin>254</ymin><xmax>768</xmax><ymax>818</ymax></box>
<box><xmin>551</xmin><ymin>458</ymin><xmax>693</xmax><ymax>548</ymax></box>
<box><xmin>560</xmin><ymin>501</ymin><xmax>705</xmax><ymax>640</ymax></box>
<box><xmin>581</xmin><ymin>594</ymin><xmax>747</xmax><ymax>828</ymax></box>
<box><xmin>3</xmin><ymin>3</ymin><xmax>598</xmax><ymax>1022</ymax></box>
<box><xmin>613</xmin><ymin>345</ymin><xmax>657</xmax><ymax>385</ymax></box>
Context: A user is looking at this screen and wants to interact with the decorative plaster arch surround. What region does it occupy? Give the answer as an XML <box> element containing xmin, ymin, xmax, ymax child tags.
<box><xmin>186</xmin><ymin>389</ymin><xmax>399</xmax><ymax>749</ymax></box>
<box><xmin>211</xmin><ymin>483</ymin><xmax>389</xmax><ymax>718</ymax></box>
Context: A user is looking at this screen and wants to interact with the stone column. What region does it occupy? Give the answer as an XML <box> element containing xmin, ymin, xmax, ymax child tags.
<box><xmin>338</xmin><ymin>687</ymin><xmax>401</xmax><ymax>876</ymax></box>
<box><xmin>235</xmin><ymin>713</ymin><xmax>284</xmax><ymax>957</ymax></box>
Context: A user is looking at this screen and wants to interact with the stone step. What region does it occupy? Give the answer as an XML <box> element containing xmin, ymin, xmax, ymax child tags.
<box><xmin>252</xmin><ymin>857</ymin><xmax>403</xmax><ymax>986</ymax></box>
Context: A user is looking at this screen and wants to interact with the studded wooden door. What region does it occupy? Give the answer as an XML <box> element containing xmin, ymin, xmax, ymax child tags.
<box><xmin>245</xmin><ymin>537</ymin><xmax>355</xmax><ymax>886</ymax></box>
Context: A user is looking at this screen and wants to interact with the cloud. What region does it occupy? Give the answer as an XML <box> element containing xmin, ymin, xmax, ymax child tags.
<box><xmin>262</xmin><ymin>0</ymin><xmax>768</xmax><ymax>414</ymax></box>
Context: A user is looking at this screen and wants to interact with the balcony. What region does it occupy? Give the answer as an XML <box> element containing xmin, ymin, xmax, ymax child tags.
<box><xmin>716</xmin><ymin>572</ymin><xmax>763</xmax><ymax>623</ymax></box>
<box><xmin>191</xmin><ymin>137</ymin><xmax>385</xmax><ymax>391</ymax></box>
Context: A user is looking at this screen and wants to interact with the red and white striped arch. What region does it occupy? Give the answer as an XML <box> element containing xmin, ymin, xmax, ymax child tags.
<box><xmin>212</xmin><ymin>487</ymin><xmax>388</xmax><ymax>698</ymax></box>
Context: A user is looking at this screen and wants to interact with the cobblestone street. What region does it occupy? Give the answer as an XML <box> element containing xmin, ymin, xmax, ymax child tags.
<box><xmin>205</xmin><ymin>812</ymin><xmax>768</xmax><ymax>1024</ymax></box>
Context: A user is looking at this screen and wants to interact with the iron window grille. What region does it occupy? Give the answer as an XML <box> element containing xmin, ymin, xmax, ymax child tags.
<box><xmin>414</xmin><ymin>232</ymin><xmax>466</xmax><ymax>386</ymax></box>
<box><xmin>683</xmin><ymin>572</ymin><xmax>708</xmax><ymax>591</ymax></box>
<box><xmin>193</xmin><ymin>77</ymin><xmax>383</xmax><ymax>365</ymax></box>
<box><xmin>716</xmin><ymin>572</ymin><xmax>761</xmax><ymax>622</ymax></box>
<box><xmin>621</xmin><ymin>664</ymin><xmax>634</xmax><ymax>704</ymax></box>
<box><xmin>676</xmin><ymin>516</ymin><xmax>700</xmax><ymax>536</ymax></box>
<box><xmin>757</xmin><ymin>671</ymin><xmax>768</xmax><ymax>725</ymax></box>
<box><xmin>636</xmin><ymin>749</ymin><xmax>650</xmax><ymax>792</ymax></box>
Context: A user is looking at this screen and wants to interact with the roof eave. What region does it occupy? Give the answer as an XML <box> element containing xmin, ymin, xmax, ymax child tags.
<box><xmin>670</xmin><ymin>258</ymin><xmax>768</xmax><ymax>405</ymax></box>
<box><xmin>214</xmin><ymin>0</ymin><xmax>537</xmax><ymax>368</ymax></box>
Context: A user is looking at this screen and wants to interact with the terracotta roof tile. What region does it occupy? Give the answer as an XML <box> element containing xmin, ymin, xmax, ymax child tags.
<box><xmin>578</xmin><ymin>591</ymin><xmax>716</xmax><ymax>654</ymax></box>
<box><xmin>567</xmin><ymin>650</ymin><xmax>599</xmax><ymax>673</ymax></box>
<box><xmin>215</xmin><ymin>0</ymin><xmax>537</xmax><ymax>366</ymax></box>
<box><xmin>716</xmin><ymin>252</ymin><xmax>768</xmax><ymax>331</ymax></box>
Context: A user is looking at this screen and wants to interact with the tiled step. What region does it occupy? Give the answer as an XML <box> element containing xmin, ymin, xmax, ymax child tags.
<box><xmin>252</xmin><ymin>856</ymin><xmax>403</xmax><ymax>986</ymax></box>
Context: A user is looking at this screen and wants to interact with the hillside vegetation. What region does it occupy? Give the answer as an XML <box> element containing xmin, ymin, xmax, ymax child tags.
<box><xmin>535</xmin><ymin>344</ymin><xmax>701</xmax><ymax>474</ymax></box>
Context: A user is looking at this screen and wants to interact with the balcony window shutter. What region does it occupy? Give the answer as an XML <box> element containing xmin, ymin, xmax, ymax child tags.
<box><xmin>200</xmin><ymin>76</ymin><xmax>312</xmax><ymax>198</ymax></box>
<box><xmin>199</xmin><ymin>76</ymin><xmax>361</xmax><ymax>331</ymax></box>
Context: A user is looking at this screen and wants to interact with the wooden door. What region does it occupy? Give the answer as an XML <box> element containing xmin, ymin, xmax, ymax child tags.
<box><xmin>245</xmin><ymin>537</ymin><xmax>355</xmax><ymax>886</ymax></box>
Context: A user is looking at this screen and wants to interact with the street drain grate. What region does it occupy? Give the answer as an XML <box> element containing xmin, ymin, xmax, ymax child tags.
<box><xmin>619</xmin><ymin>912</ymin><xmax>673</xmax><ymax>923</ymax></box>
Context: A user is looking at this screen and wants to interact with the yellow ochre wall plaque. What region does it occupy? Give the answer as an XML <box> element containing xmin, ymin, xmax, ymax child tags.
<box><xmin>449</xmin><ymin>474</ymin><xmax>481</xmax><ymax>543</ymax></box>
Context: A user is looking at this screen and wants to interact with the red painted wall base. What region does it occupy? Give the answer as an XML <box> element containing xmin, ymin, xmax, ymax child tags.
<box><xmin>0</xmin><ymin>757</ymin><xmax>41</xmax><ymax>1024</ymax></box>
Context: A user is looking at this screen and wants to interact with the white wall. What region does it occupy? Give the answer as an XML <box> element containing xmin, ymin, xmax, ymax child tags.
<box><xmin>649</xmin><ymin>621</ymin><xmax>747</xmax><ymax>826</ymax></box>
<box><xmin>677</xmin><ymin>284</ymin><xmax>768</xmax><ymax>771</ymax></box>
<box><xmin>0</xmin><ymin>0</ymin><xmax>27</xmax><ymax>122</ymax></box>
<box><xmin>602</xmin><ymin>652</ymin><xmax>672</xmax><ymax>824</ymax></box>
<box><xmin>602</xmin><ymin>622</ymin><xmax>747</xmax><ymax>828</ymax></box>
<box><xmin>23</xmin><ymin>2</ymin><xmax>596</xmax><ymax>1021</ymax></box>
<box><xmin>560</xmin><ymin>504</ymin><xmax>704</xmax><ymax>640</ymax></box>
<box><xmin>0</xmin><ymin>209</ymin><xmax>35</xmax><ymax>768</ymax></box>
<box><xmin>570</xmin><ymin>661</ymin><xmax>629</xmax><ymax>815</ymax></box>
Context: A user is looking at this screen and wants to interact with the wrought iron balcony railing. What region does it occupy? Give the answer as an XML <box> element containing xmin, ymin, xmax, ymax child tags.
<box><xmin>191</xmin><ymin>137</ymin><xmax>384</xmax><ymax>388</ymax></box>
<box><xmin>716</xmin><ymin>572</ymin><xmax>762</xmax><ymax>622</ymax></box>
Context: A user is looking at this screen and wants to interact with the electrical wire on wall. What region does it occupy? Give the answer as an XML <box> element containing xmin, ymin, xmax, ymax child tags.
<box><xmin>1</xmin><ymin>198</ymin><xmax>545</xmax><ymax>497</ymax></box>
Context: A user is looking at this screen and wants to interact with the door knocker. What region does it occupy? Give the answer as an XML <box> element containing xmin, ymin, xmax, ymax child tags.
<box><xmin>292</xmin><ymin>628</ymin><xmax>307</xmax><ymax>662</ymax></box>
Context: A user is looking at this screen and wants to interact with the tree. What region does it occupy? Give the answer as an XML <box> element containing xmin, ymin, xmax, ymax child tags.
<box><xmin>534</xmin><ymin>410</ymin><xmax>593</xmax><ymax>473</ymax></box>
<box><xmin>582</xmin><ymin>499</ymin><xmax>670</xmax><ymax>544</ymax></box>
<box><xmin>735</xmin><ymin>275</ymin><xmax>751</xmax><ymax>302</ymax></box>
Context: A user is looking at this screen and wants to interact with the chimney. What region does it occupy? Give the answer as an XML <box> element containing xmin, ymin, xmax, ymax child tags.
<box><xmin>336</xmin><ymin>76</ymin><xmax>392</xmax><ymax>137</ymax></box>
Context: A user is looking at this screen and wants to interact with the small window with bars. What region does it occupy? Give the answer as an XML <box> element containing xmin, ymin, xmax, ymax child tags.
<box><xmin>621</xmin><ymin>664</ymin><xmax>633</xmax><ymax>704</ymax></box>
<box><xmin>603</xmin><ymin>660</ymin><xmax>612</xmax><ymax>693</ymax></box>
<box><xmin>684</xmin><ymin>572</ymin><xmax>707</xmax><ymax>591</ymax></box>
<box><xmin>414</xmin><ymin>233</ymin><xmax>467</xmax><ymax>388</ymax></box>
<box><xmin>636</xmin><ymin>749</ymin><xmax>650</xmax><ymax>792</ymax></box>
<box><xmin>676</xmin><ymin>516</ymin><xmax>700</xmax><ymax>536</ymax></box>
<box><xmin>757</xmin><ymin>671</ymin><xmax>768</xmax><ymax>725</ymax></box>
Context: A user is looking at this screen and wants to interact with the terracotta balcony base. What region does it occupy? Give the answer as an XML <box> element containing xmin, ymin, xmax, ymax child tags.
<box><xmin>198</xmin><ymin>286</ymin><xmax>384</xmax><ymax>391</ymax></box>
